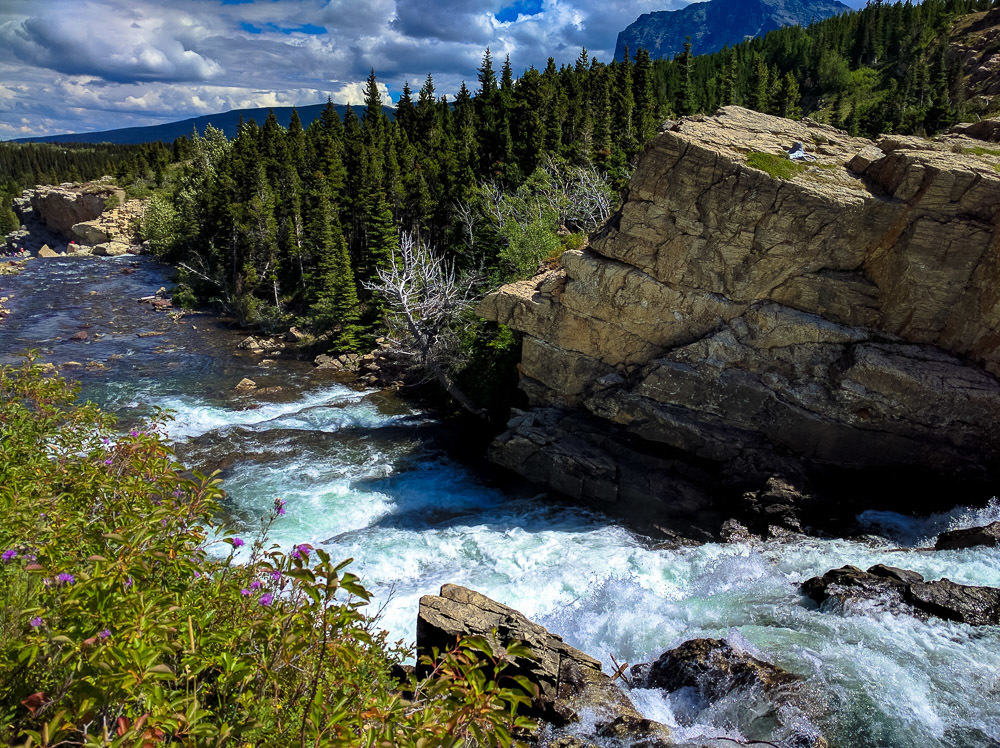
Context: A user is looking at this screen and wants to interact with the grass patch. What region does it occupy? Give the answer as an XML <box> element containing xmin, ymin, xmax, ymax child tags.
<box><xmin>746</xmin><ymin>151</ymin><xmax>807</xmax><ymax>180</ymax></box>
<box><xmin>960</xmin><ymin>145</ymin><xmax>1000</xmax><ymax>158</ymax></box>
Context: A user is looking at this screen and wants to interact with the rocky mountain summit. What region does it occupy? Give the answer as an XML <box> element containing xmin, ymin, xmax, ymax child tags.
<box><xmin>480</xmin><ymin>106</ymin><xmax>1000</xmax><ymax>536</ymax></box>
<box><xmin>614</xmin><ymin>0</ymin><xmax>849</xmax><ymax>60</ymax></box>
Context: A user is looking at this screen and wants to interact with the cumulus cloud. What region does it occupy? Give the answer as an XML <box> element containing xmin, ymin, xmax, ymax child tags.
<box><xmin>0</xmin><ymin>0</ymin><xmax>871</xmax><ymax>138</ymax></box>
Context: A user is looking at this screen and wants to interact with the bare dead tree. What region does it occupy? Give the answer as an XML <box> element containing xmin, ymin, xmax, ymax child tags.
<box><xmin>363</xmin><ymin>232</ymin><xmax>486</xmax><ymax>419</ymax></box>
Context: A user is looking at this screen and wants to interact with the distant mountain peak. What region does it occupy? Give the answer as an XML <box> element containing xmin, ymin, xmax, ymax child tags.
<box><xmin>614</xmin><ymin>0</ymin><xmax>850</xmax><ymax>60</ymax></box>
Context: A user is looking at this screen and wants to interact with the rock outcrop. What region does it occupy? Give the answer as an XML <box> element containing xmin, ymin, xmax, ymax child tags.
<box><xmin>28</xmin><ymin>183</ymin><xmax>118</xmax><ymax>237</ymax></box>
<box><xmin>417</xmin><ymin>584</ymin><xmax>669</xmax><ymax>742</ymax></box>
<box><xmin>802</xmin><ymin>564</ymin><xmax>1000</xmax><ymax>625</ymax></box>
<box><xmin>481</xmin><ymin>107</ymin><xmax>1000</xmax><ymax>532</ymax></box>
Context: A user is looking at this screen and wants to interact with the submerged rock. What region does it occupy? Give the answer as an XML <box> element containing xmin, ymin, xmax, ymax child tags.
<box><xmin>802</xmin><ymin>564</ymin><xmax>1000</xmax><ymax>626</ymax></box>
<box><xmin>935</xmin><ymin>521</ymin><xmax>1000</xmax><ymax>550</ymax></box>
<box><xmin>417</xmin><ymin>584</ymin><xmax>667</xmax><ymax>741</ymax></box>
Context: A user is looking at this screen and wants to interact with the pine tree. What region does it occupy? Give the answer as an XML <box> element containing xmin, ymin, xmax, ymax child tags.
<box><xmin>633</xmin><ymin>48</ymin><xmax>657</xmax><ymax>140</ymax></box>
<box><xmin>304</xmin><ymin>172</ymin><xmax>360</xmax><ymax>349</ymax></box>
<box><xmin>678</xmin><ymin>39</ymin><xmax>696</xmax><ymax>116</ymax></box>
<box><xmin>779</xmin><ymin>73</ymin><xmax>802</xmax><ymax>119</ymax></box>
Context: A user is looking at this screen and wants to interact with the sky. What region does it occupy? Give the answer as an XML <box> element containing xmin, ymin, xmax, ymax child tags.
<box><xmin>0</xmin><ymin>0</ymin><xmax>869</xmax><ymax>139</ymax></box>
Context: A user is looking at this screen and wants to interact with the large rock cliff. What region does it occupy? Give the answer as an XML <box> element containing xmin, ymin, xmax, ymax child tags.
<box><xmin>480</xmin><ymin>107</ymin><xmax>1000</xmax><ymax>535</ymax></box>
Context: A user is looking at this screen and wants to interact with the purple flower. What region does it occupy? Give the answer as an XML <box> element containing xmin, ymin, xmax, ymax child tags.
<box><xmin>193</xmin><ymin>571</ymin><xmax>201</xmax><ymax>579</ymax></box>
<box><xmin>1</xmin><ymin>550</ymin><xmax>17</xmax><ymax>562</ymax></box>
<box><xmin>56</xmin><ymin>572</ymin><xmax>75</xmax><ymax>585</ymax></box>
<box><xmin>275</xmin><ymin>498</ymin><xmax>286</xmax><ymax>516</ymax></box>
<box><xmin>240</xmin><ymin>588</ymin><xmax>251</xmax><ymax>597</ymax></box>
<box><xmin>231</xmin><ymin>537</ymin><xmax>245</xmax><ymax>549</ymax></box>
<box><xmin>250</xmin><ymin>580</ymin><xmax>262</xmax><ymax>590</ymax></box>
<box><xmin>123</xmin><ymin>577</ymin><xmax>133</xmax><ymax>589</ymax></box>
<box><xmin>104</xmin><ymin>458</ymin><xmax>113</xmax><ymax>466</ymax></box>
<box><xmin>259</xmin><ymin>593</ymin><xmax>274</xmax><ymax>607</ymax></box>
<box><xmin>269</xmin><ymin>570</ymin><xmax>282</xmax><ymax>582</ymax></box>
<box><xmin>291</xmin><ymin>543</ymin><xmax>310</xmax><ymax>561</ymax></box>
<box><xmin>129</xmin><ymin>430</ymin><xmax>138</xmax><ymax>437</ymax></box>
<box><xmin>29</xmin><ymin>617</ymin><xmax>43</xmax><ymax>628</ymax></box>
<box><xmin>161</xmin><ymin>519</ymin><xmax>167</xmax><ymax>527</ymax></box>
<box><xmin>101</xmin><ymin>437</ymin><xmax>110</xmax><ymax>445</ymax></box>
<box><xmin>172</xmin><ymin>489</ymin><xmax>182</xmax><ymax>498</ymax></box>
<box><xmin>98</xmin><ymin>629</ymin><xmax>111</xmax><ymax>639</ymax></box>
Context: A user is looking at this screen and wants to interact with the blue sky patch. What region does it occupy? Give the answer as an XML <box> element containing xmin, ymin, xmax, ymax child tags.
<box><xmin>495</xmin><ymin>0</ymin><xmax>544</xmax><ymax>24</ymax></box>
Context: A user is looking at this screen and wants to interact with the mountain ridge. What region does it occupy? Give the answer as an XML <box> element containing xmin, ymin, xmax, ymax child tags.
<box><xmin>615</xmin><ymin>0</ymin><xmax>850</xmax><ymax>60</ymax></box>
<box><xmin>11</xmin><ymin>103</ymin><xmax>394</xmax><ymax>145</ymax></box>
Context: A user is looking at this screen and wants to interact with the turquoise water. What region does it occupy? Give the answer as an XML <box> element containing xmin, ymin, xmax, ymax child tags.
<box><xmin>2</xmin><ymin>255</ymin><xmax>998</xmax><ymax>746</ymax></box>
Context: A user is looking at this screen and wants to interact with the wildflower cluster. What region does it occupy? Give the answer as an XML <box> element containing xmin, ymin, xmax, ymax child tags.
<box><xmin>0</xmin><ymin>355</ymin><xmax>534</xmax><ymax>745</ymax></box>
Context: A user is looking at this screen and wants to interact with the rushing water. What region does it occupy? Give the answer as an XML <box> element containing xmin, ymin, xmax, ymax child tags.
<box><xmin>2</xmin><ymin>254</ymin><xmax>999</xmax><ymax>747</ymax></box>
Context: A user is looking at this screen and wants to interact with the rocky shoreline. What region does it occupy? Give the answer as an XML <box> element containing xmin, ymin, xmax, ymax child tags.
<box><xmin>415</xmin><ymin>551</ymin><xmax>1000</xmax><ymax>747</ymax></box>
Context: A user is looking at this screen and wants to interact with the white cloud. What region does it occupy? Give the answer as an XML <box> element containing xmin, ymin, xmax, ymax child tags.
<box><xmin>0</xmin><ymin>0</ymin><xmax>871</xmax><ymax>138</ymax></box>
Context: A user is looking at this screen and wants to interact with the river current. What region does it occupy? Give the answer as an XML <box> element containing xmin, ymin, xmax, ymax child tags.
<box><xmin>2</xmin><ymin>254</ymin><xmax>998</xmax><ymax>747</ymax></box>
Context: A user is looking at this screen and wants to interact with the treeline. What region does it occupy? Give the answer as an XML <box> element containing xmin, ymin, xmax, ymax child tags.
<box><xmin>145</xmin><ymin>49</ymin><xmax>639</xmax><ymax>351</ymax></box>
<box><xmin>0</xmin><ymin>141</ymin><xmax>173</xmax><ymax>232</ymax></box>
<box><xmin>653</xmin><ymin>0</ymin><xmax>999</xmax><ymax>136</ymax></box>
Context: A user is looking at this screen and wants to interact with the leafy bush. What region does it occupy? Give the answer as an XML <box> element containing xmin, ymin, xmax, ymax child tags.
<box><xmin>140</xmin><ymin>193</ymin><xmax>180</xmax><ymax>258</ymax></box>
<box><xmin>0</xmin><ymin>355</ymin><xmax>535</xmax><ymax>745</ymax></box>
<box><xmin>746</xmin><ymin>151</ymin><xmax>806</xmax><ymax>180</ymax></box>
<box><xmin>498</xmin><ymin>219</ymin><xmax>562</xmax><ymax>279</ymax></box>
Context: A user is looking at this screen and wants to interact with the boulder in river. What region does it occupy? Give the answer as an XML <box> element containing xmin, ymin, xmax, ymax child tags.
<box><xmin>802</xmin><ymin>564</ymin><xmax>1000</xmax><ymax>625</ymax></box>
<box><xmin>68</xmin><ymin>330</ymin><xmax>89</xmax><ymax>341</ymax></box>
<box><xmin>417</xmin><ymin>584</ymin><xmax>668</xmax><ymax>740</ymax></box>
<box><xmin>38</xmin><ymin>245</ymin><xmax>60</xmax><ymax>258</ymax></box>
<box><xmin>92</xmin><ymin>241</ymin><xmax>130</xmax><ymax>257</ymax></box>
<box><xmin>935</xmin><ymin>521</ymin><xmax>1000</xmax><ymax>550</ymax></box>
<box><xmin>630</xmin><ymin>638</ymin><xmax>826</xmax><ymax>748</ymax></box>
<box><xmin>234</xmin><ymin>378</ymin><xmax>257</xmax><ymax>393</ymax></box>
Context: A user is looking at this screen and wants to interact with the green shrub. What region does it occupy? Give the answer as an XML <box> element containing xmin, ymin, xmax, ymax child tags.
<box><xmin>0</xmin><ymin>355</ymin><xmax>535</xmax><ymax>746</ymax></box>
<box><xmin>140</xmin><ymin>193</ymin><xmax>180</xmax><ymax>258</ymax></box>
<box><xmin>498</xmin><ymin>219</ymin><xmax>562</xmax><ymax>279</ymax></box>
<box><xmin>746</xmin><ymin>151</ymin><xmax>806</xmax><ymax>180</ymax></box>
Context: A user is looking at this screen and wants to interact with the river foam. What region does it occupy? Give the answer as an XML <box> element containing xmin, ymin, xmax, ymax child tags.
<box><xmin>153</xmin><ymin>380</ymin><xmax>1000</xmax><ymax>748</ymax></box>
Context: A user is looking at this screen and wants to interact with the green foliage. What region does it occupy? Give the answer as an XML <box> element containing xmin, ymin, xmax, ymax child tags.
<box><xmin>140</xmin><ymin>193</ymin><xmax>181</xmax><ymax>257</ymax></box>
<box><xmin>499</xmin><ymin>220</ymin><xmax>562</xmax><ymax>278</ymax></box>
<box><xmin>746</xmin><ymin>151</ymin><xmax>806</xmax><ymax>180</ymax></box>
<box><xmin>0</xmin><ymin>196</ymin><xmax>18</xmax><ymax>234</ymax></box>
<box><xmin>0</xmin><ymin>356</ymin><xmax>535</xmax><ymax>745</ymax></box>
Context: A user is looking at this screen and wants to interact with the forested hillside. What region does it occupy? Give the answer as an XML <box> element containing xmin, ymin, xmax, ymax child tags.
<box><xmin>658</xmin><ymin>0</ymin><xmax>999</xmax><ymax>135</ymax></box>
<box><xmin>0</xmin><ymin>141</ymin><xmax>172</xmax><ymax>232</ymax></box>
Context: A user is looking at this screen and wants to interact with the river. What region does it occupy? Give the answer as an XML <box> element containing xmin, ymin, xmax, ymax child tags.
<box><xmin>1</xmin><ymin>254</ymin><xmax>998</xmax><ymax>747</ymax></box>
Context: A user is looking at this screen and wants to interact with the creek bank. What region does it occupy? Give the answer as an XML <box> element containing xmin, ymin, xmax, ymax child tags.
<box><xmin>481</xmin><ymin>106</ymin><xmax>1000</xmax><ymax>539</ymax></box>
<box><xmin>802</xmin><ymin>564</ymin><xmax>1000</xmax><ymax>625</ymax></box>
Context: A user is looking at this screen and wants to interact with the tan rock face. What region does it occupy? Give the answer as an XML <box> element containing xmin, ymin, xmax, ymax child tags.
<box><xmin>481</xmin><ymin>107</ymin><xmax>1000</xmax><ymax>525</ymax></box>
<box><xmin>27</xmin><ymin>183</ymin><xmax>145</xmax><ymax>245</ymax></box>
